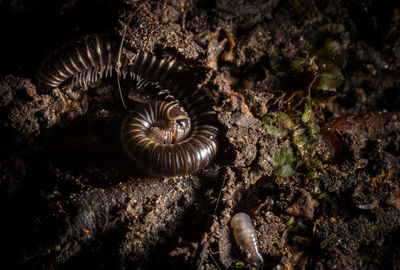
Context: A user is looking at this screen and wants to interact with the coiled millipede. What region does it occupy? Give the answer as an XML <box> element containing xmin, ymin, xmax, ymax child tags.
<box><xmin>231</xmin><ymin>212</ymin><xmax>264</xmax><ymax>263</ymax></box>
<box><xmin>37</xmin><ymin>34</ymin><xmax>218</xmax><ymax>177</ymax></box>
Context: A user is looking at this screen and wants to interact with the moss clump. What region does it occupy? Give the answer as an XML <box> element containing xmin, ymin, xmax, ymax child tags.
<box><xmin>262</xmin><ymin>111</ymin><xmax>294</xmax><ymax>139</ymax></box>
<box><xmin>270</xmin><ymin>22</ymin><xmax>347</xmax><ymax>92</ymax></box>
<box><xmin>270</xmin><ymin>140</ymin><xmax>297</xmax><ymax>177</ymax></box>
<box><xmin>261</xmin><ymin>22</ymin><xmax>348</xmax><ymax>178</ymax></box>
<box><xmin>262</xmin><ymin>104</ymin><xmax>321</xmax><ymax>178</ymax></box>
<box><xmin>312</xmin><ymin>39</ymin><xmax>346</xmax><ymax>91</ymax></box>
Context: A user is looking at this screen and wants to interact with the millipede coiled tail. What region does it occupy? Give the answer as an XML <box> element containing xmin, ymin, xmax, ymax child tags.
<box><xmin>37</xmin><ymin>34</ymin><xmax>218</xmax><ymax>177</ymax></box>
<box><xmin>231</xmin><ymin>212</ymin><xmax>264</xmax><ymax>263</ymax></box>
<box><xmin>37</xmin><ymin>34</ymin><xmax>119</xmax><ymax>89</ymax></box>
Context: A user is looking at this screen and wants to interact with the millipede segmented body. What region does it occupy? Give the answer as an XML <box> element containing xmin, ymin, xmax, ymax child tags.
<box><xmin>231</xmin><ymin>212</ymin><xmax>263</xmax><ymax>263</ymax></box>
<box><xmin>37</xmin><ymin>34</ymin><xmax>218</xmax><ymax>177</ymax></box>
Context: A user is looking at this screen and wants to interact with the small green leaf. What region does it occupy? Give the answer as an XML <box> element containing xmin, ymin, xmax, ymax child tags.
<box><xmin>314</xmin><ymin>40</ymin><xmax>346</xmax><ymax>70</ymax></box>
<box><xmin>271</xmin><ymin>141</ymin><xmax>297</xmax><ymax>178</ymax></box>
<box><xmin>275</xmin><ymin>164</ymin><xmax>296</xmax><ymax>178</ymax></box>
<box><xmin>309</xmin><ymin>158</ymin><xmax>322</xmax><ymax>168</ymax></box>
<box><xmin>306</xmin><ymin>122</ymin><xmax>320</xmax><ymax>136</ymax></box>
<box><xmin>234</xmin><ymin>261</ymin><xmax>246</xmax><ymax>268</ymax></box>
<box><xmin>270</xmin><ymin>54</ymin><xmax>308</xmax><ymax>76</ymax></box>
<box><xmin>313</xmin><ymin>69</ymin><xmax>344</xmax><ymax>91</ymax></box>
<box><xmin>302</xmin><ymin>102</ymin><xmax>312</xmax><ymax>123</ymax></box>
<box><xmin>286</xmin><ymin>216</ymin><xmax>295</xmax><ymax>227</ymax></box>
<box><xmin>262</xmin><ymin>111</ymin><xmax>294</xmax><ymax>139</ymax></box>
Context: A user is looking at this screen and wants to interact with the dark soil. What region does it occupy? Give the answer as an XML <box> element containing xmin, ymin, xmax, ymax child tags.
<box><xmin>1</xmin><ymin>0</ymin><xmax>400</xmax><ymax>269</ymax></box>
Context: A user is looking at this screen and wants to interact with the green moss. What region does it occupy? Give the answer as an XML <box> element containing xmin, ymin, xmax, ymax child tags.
<box><xmin>271</xmin><ymin>140</ymin><xmax>297</xmax><ymax>178</ymax></box>
<box><xmin>301</xmin><ymin>102</ymin><xmax>312</xmax><ymax>123</ymax></box>
<box><xmin>315</xmin><ymin>40</ymin><xmax>346</xmax><ymax>68</ymax></box>
<box><xmin>306</xmin><ymin>122</ymin><xmax>319</xmax><ymax>136</ymax></box>
<box><xmin>262</xmin><ymin>109</ymin><xmax>321</xmax><ymax>178</ymax></box>
<box><xmin>270</xmin><ymin>54</ymin><xmax>308</xmax><ymax>76</ymax></box>
<box><xmin>312</xmin><ymin>38</ymin><xmax>346</xmax><ymax>91</ymax></box>
<box><xmin>304</xmin><ymin>158</ymin><xmax>322</xmax><ymax>179</ymax></box>
<box><xmin>292</xmin><ymin>123</ymin><xmax>320</xmax><ymax>157</ymax></box>
<box><xmin>286</xmin><ymin>216</ymin><xmax>295</xmax><ymax>227</ymax></box>
<box><xmin>232</xmin><ymin>261</ymin><xmax>246</xmax><ymax>269</ymax></box>
<box><xmin>262</xmin><ymin>111</ymin><xmax>294</xmax><ymax>139</ymax></box>
<box><xmin>313</xmin><ymin>68</ymin><xmax>344</xmax><ymax>91</ymax></box>
<box><xmin>275</xmin><ymin>163</ymin><xmax>296</xmax><ymax>178</ymax></box>
<box><xmin>262</xmin><ymin>23</ymin><xmax>346</xmax><ymax>178</ymax></box>
<box><xmin>307</xmin><ymin>170</ymin><xmax>319</xmax><ymax>179</ymax></box>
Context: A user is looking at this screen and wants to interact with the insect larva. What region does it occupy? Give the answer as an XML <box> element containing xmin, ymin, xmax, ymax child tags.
<box><xmin>231</xmin><ymin>212</ymin><xmax>264</xmax><ymax>263</ymax></box>
<box><xmin>37</xmin><ymin>34</ymin><xmax>218</xmax><ymax>176</ymax></box>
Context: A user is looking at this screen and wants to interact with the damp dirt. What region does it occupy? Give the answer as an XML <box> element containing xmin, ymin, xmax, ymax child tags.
<box><xmin>1</xmin><ymin>0</ymin><xmax>400</xmax><ymax>269</ymax></box>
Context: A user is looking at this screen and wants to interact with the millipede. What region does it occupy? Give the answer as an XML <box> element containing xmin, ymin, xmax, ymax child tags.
<box><xmin>37</xmin><ymin>33</ymin><xmax>218</xmax><ymax>177</ymax></box>
<box><xmin>231</xmin><ymin>212</ymin><xmax>264</xmax><ymax>263</ymax></box>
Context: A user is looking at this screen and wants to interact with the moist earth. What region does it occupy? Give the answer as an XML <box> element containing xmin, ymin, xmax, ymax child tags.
<box><xmin>1</xmin><ymin>0</ymin><xmax>400</xmax><ymax>269</ymax></box>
